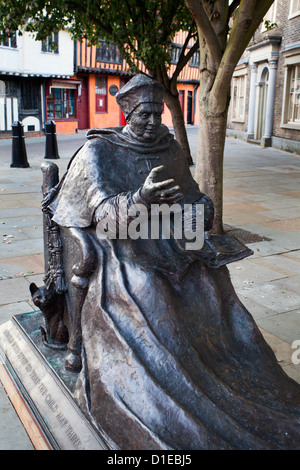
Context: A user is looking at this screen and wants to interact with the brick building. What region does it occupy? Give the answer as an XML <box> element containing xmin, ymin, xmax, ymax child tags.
<box><xmin>227</xmin><ymin>0</ymin><xmax>300</xmax><ymax>154</ymax></box>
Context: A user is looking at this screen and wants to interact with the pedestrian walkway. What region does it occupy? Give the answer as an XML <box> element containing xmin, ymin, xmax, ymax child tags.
<box><xmin>0</xmin><ymin>130</ymin><xmax>299</xmax><ymax>450</ymax></box>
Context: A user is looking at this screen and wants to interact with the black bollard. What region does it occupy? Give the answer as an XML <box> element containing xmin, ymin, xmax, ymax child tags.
<box><xmin>10</xmin><ymin>121</ymin><xmax>30</xmax><ymax>168</ymax></box>
<box><xmin>44</xmin><ymin>120</ymin><xmax>60</xmax><ymax>159</ymax></box>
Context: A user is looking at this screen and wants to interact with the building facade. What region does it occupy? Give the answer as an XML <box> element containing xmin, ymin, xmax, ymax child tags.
<box><xmin>1</xmin><ymin>28</ymin><xmax>200</xmax><ymax>137</ymax></box>
<box><xmin>70</xmin><ymin>31</ymin><xmax>200</xmax><ymax>132</ymax></box>
<box><xmin>0</xmin><ymin>29</ymin><xmax>75</xmax><ymax>136</ymax></box>
<box><xmin>227</xmin><ymin>0</ymin><xmax>300</xmax><ymax>153</ymax></box>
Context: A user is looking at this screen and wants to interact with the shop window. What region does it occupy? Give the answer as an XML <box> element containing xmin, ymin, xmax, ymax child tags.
<box><xmin>232</xmin><ymin>75</ymin><xmax>246</xmax><ymax>122</ymax></box>
<box><xmin>283</xmin><ymin>64</ymin><xmax>300</xmax><ymax>126</ymax></box>
<box><xmin>95</xmin><ymin>77</ymin><xmax>107</xmax><ymax>113</ymax></box>
<box><xmin>289</xmin><ymin>0</ymin><xmax>300</xmax><ymax>18</ymax></box>
<box><xmin>42</xmin><ymin>32</ymin><xmax>59</xmax><ymax>53</ymax></box>
<box><xmin>47</xmin><ymin>88</ymin><xmax>75</xmax><ymax>120</ymax></box>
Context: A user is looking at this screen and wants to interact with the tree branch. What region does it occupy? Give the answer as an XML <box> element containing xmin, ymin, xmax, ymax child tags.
<box><xmin>173</xmin><ymin>37</ymin><xmax>199</xmax><ymax>81</ymax></box>
<box><xmin>185</xmin><ymin>0</ymin><xmax>222</xmax><ymax>65</ymax></box>
<box><xmin>212</xmin><ymin>0</ymin><xmax>275</xmax><ymax>104</ymax></box>
<box><xmin>228</xmin><ymin>0</ymin><xmax>241</xmax><ymax>19</ymax></box>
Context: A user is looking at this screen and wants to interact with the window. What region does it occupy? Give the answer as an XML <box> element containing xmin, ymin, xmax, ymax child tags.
<box><xmin>0</xmin><ymin>32</ymin><xmax>17</xmax><ymax>48</ymax></box>
<box><xmin>20</xmin><ymin>81</ymin><xmax>40</xmax><ymax>111</ymax></box>
<box><xmin>95</xmin><ymin>77</ymin><xmax>107</xmax><ymax>113</ymax></box>
<box><xmin>261</xmin><ymin>1</ymin><xmax>277</xmax><ymax>31</ymax></box>
<box><xmin>189</xmin><ymin>50</ymin><xmax>200</xmax><ymax>68</ymax></box>
<box><xmin>0</xmin><ymin>80</ymin><xmax>5</xmax><ymax>96</ymax></box>
<box><xmin>42</xmin><ymin>32</ymin><xmax>59</xmax><ymax>53</ymax></box>
<box><xmin>232</xmin><ymin>75</ymin><xmax>246</xmax><ymax>122</ymax></box>
<box><xmin>169</xmin><ymin>44</ymin><xmax>181</xmax><ymax>64</ymax></box>
<box><xmin>96</xmin><ymin>40</ymin><xmax>122</xmax><ymax>64</ymax></box>
<box><xmin>284</xmin><ymin>64</ymin><xmax>300</xmax><ymax>125</ymax></box>
<box><xmin>289</xmin><ymin>0</ymin><xmax>300</xmax><ymax>18</ymax></box>
<box><xmin>46</xmin><ymin>88</ymin><xmax>75</xmax><ymax>120</ymax></box>
<box><xmin>1</xmin><ymin>80</ymin><xmax>17</xmax><ymax>96</ymax></box>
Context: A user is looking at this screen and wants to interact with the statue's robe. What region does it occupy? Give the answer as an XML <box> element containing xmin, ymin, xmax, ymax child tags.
<box><xmin>51</xmin><ymin>125</ymin><xmax>300</xmax><ymax>450</ymax></box>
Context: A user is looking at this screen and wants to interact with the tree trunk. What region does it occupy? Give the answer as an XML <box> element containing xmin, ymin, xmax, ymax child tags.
<box><xmin>194</xmin><ymin>94</ymin><xmax>230</xmax><ymax>235</ymax></box>
<box><xmin>164</xmin><ymin>90</ymin><xmax>194</xmax><ymax>166</ymax></box>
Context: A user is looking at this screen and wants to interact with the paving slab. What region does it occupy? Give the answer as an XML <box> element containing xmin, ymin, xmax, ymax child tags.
<box><xmin>256</xmin><ymin>309</ymin><xmax>300</xmax><ymax>345</ymax></box>
<box><xmin>0</xmin><ymin>254</ymin><xmax>44</xmax><ymax>279</ymax></box>
<box><xmin>244</xmin><ymin>240</ymin><xmax>291</xmax><ymax>258</ymax></box>
<box><xmin>249</xmin><ymin>254</ymin><xmax>300</xmax><ymax>276</ymax></box>
<box><xmin>258</xmin><ymin>206</ymin><xmax>300</xmax><ymax>221</ymax></box>
<box><xmin>259</xmin><ymin>328</ymin><xmax>297</xmax><ymax>368</ymax></box>
<box><xmin>236</xmin><ymin>293</ymin><xmax>280</xmax><ymax>321</ymax></box>
<box><xmin>0</xmin><ymin>237</ymin><xmax>44</xmax><ymax>258</ymax></box>
<box><xmin>0</xmin><ymin>301</ymin><xmax>35</xmax><ymax>326</ymax></box>
<box><xmin>0</xmin><ymin>381</ymin><xmax>34</xmax><ymax>450</ymax></box>
<box><xmin>228</xmin><ymin>259</ymin><xmax>287</xmax><ymax>287</ymax></box>
<box><xmin>0</xmin><ymin>277</ymin><xmax>34</xmax><ymax>306</ymax></box>
<box><xmin>236</xmin><ymin>281</ymin><xmax>300</xmax><ymax>314</ymax></box>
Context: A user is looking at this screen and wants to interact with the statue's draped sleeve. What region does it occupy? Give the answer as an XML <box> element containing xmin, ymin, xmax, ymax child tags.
<box><xmin>51</xmin><ymin>140</ymin><xmax>122</xmax><ymax>228</ymax></box>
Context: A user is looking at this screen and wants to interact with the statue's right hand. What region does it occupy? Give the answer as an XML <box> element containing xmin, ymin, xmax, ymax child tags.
<box><xmin>140</xmin><ymin>165</ymin><xmax>184</xmax><ymax>205</ymax></box>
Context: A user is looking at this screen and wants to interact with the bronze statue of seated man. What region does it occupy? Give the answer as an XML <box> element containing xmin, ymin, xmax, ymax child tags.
<box><xmin>37</xmin><ymin>74</ymin><xmax>300</xmax><ymax>450</ymax></box>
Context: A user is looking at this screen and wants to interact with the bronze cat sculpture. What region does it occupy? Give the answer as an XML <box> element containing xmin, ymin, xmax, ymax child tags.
<box><xmin>30</xmin><ymin>283</ymin><xmax>69</xmax><ymax>350</ymax></box>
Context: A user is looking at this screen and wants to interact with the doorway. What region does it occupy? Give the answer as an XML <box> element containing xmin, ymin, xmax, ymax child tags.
<box><xmin>187</xmin><ymin>91</ymin><xmax>193</xmax><ymax>124</ymax></box>
<box><xmin>255</xmin><ymin>67</ymin><xmax>269</xmax><ymax>140</ymax></box>
<box><xmin>77</xmin><ymin>76</ymin><xmax>89</xmax><ymax>130</ymax></box>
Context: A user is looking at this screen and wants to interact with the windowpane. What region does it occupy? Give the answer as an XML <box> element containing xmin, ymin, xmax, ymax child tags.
<box><xmin>189</xmin><ymin>50</ymin><xmax>200</xmax><ymax>68</ymax></box>
<box><xmin>0</xmin><ymin>80</ymin><xmax>5</xmax><ymax>95</ymax></box>
<box><xmin>95</xmin><ymin>77</ymin><xmax>107</xmax><ymax>95</ymax></box>
<box><xmin>0</xmin><ymin>32</ymin><xmax>17</xmax><ymax>48</ymax></box>
<box><xmin>232</xmin><ymin>76</ymin><xmax>245</xmax><ymax>121</ymax></box>
<box><xmin>169</xmin><ymin>44</ymin><xmax>181</xmax><ymax>64</ymax></box>
<box><xmin>42</xmin><ymin>32</ymin><xmax>59</xmax><ymax>53</ymax></box>
<box><xmin>21</xmin><ymin>81</ymin><xmax>39</xmax><ymax>110</ymax></box>
<box><xmin>96</xmin><ymin>40</ymin><xmax>122</xmax><ymax>64</ymax></box>
<box><xmin>47</xmin><ymin>100</ymin><xmax>54</xmax><ymax>119</ymax></box>
<box><xmin>47</xmin><ymin>88</ymin><xmax>76</xmax><ymax>119</ymax></box>
<box><xmin>287</xmin><ymin>65</ymin><xmax>300</xmax><ymax>123</ymax></box>
<box><xmin>95</xmin><ymin>77</ymin><xmax>107</xmax><ymax>112</ymax></box>
<box><xmin>54</xmin><ymin>100</ymin><xmax>62</xmax><ymax>119</ymax></box>
<box><xmin>291</xmin><ymin>0</ymin><xmax>300</xmax><ymax>14</ymax></box>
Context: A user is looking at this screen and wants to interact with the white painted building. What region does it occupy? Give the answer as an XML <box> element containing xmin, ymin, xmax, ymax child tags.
<box><xmin>227</xmin><ymin>0</ymin><xmax>300</xmax><ymax>154</ymax></box>
<box><xmin>0</xmin><ymin>29</ymin><xmax>74</xmax><ymax>134</ymax></box>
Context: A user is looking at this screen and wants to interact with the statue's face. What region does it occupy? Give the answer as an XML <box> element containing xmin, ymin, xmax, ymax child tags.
<box><xmin>128</xmin><ymin>102</ymin><xmax>163</xmax><ymax>142</ymax></box>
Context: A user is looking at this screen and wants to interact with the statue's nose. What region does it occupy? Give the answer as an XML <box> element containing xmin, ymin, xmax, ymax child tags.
<box><xmin>148</xmin><ymin>114</ymin><xmax>156</xmax><ymax>124</ymax></box>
